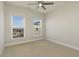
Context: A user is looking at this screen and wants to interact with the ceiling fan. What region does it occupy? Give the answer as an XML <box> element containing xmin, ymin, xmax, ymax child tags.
<box><xmin>28</xmin><ymin>1</ymin><xmax>54</xmax><ymax>10</ymax></box>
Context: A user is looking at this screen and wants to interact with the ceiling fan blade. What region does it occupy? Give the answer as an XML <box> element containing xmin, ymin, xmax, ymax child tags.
<box><xmin>42</xmin><ymin>5</ymin><xmax>46</xmax><ymax>10</ymax></box>
<box><xmin>43</xmin><ymin>3</ymin><xmax>54</xmax><ymax>5</ymax></box>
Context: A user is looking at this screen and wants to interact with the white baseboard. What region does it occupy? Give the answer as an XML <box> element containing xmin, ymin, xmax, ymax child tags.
<box><xmin>46</xmin><ymin>38</ymin><xmax>79</xmax><ymax>51</ymax></box>
<box><xmin>5</xmin><ymin>38</ymin><xmax>44</xmax><ymax>47</ymax></box>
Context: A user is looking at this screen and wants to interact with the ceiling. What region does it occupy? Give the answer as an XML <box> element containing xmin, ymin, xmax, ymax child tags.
<box><xmin>5</xmin><ymin>1</ymin><xmax>79</xmax><ymax>13</ymax></box>
<box><xmin>5</xmin><ymin>1</ymin><xmax>56</xmax><ymax>13</ymax></box>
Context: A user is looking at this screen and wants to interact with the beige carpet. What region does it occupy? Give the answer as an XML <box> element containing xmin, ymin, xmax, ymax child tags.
<box><xmin>1</xmin><ymin>39</ymin><xmax>79</xmax><ymax>57</ymax></box>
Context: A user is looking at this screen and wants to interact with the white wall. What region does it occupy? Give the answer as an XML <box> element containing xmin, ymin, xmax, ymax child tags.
<box><xmin>0</xmin><ymin>2</ymin><xmax>4</xmax><ymax>55</ymax></box>
<box><xmin>46</xmin><ymin>2</ymin><xmax>79</xmax><ymax>50</ymax></box>
<box><xmin>4</xmin><ymin>3</ymin><xmax>45</xmax><ymax>46</ymax></box>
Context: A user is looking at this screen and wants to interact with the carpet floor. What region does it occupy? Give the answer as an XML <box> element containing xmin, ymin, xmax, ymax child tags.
<box><xmin>1</xmin><ymin>39</ymin><xmax>79</xmax><ymax>57</ymax></box>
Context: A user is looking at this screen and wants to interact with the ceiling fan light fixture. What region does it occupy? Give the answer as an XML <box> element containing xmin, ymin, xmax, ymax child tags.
<box><xmin>39</xmin><ymin>3</ymin><xmax>42</xmax><ymax>7</ymax></box>
<box><xmin>28</xmin><ymin>1</ymin><xmax>54</xmax><ymax>10</ymax></box>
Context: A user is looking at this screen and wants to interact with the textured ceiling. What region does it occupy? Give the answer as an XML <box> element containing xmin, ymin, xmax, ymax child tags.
<box><xmin>5</xmin><ymin>1</ymin><xmax>56</xmax><ymax>13</ymax></box>
<box><xmin>5</xmin><ymin>1</ymin><xmax>79</xmax><ymax>13</ymax></box>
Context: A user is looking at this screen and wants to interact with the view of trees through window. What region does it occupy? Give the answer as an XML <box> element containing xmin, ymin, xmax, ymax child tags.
<box><xmin>11</xmin><ymin>16</ymin><xmax>24</xmax><ymax>38</ymax></box>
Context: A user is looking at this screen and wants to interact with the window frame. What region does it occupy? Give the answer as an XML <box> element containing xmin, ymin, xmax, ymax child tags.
<box><xmin>11</xmin><ymin>16</ymin><xmax>25</xmax><ymax>40</ymax></box>
<box><xmin>32</xmin><ymin>18</ymin><xmax>42</xmax><ymax>37</ymax></box>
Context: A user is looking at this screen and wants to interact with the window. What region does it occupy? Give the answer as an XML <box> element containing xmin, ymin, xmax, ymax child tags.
<box><xmin>11</xmin><ymin>16</ymin><xmax>25</xmax><ymax>39</ymax></box>
<box><xmin>33</xmin><ymin>18</ymin><xmax>41</xmax><ymax>28</ymax></box>
<box><xmin>33</xmin><ymin>18</ymin><xmax>42</xmax><ymax>36</ymax></box>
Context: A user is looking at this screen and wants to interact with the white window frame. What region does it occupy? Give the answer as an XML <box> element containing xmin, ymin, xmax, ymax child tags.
<box><xmin>32</xmin><ymin>18</ymin><xmax>42</xmax><ymax>37</ymax></box>
<box><xmin>11</xmin><ymin>16</ymin><xmax>25</xmax><ymax>40</ymax></box>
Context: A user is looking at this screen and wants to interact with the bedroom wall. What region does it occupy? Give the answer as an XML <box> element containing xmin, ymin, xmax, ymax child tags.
<box><xmin>46</xmin><ymin>2</ymin><xmax>79</xmax><ymax>50</ymax></box>
<box><xmin>4</xmin><ymin>3</ymin><xmax>45</xmax><ymax>46</ymax></box>
<box><xmin>0</xmin><ymin>2</ymin><xmax>4</xmax><ymax>55</ymax></box>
